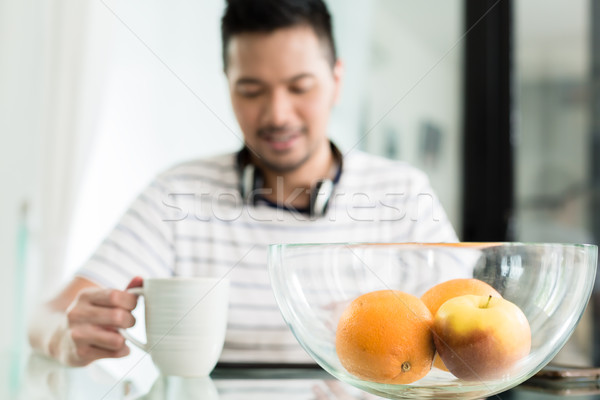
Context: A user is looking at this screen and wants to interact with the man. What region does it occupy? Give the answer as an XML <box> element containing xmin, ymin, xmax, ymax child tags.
<box><xmin>29</xmin><ymin>0</ymin><xmax>457</xmax><ymax>366</ymax></box>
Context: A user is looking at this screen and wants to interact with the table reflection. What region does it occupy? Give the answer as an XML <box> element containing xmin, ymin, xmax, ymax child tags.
<box><xmin>132</xmin><ymin>375</ymin><xmax>371</xmax><ymax>400</ymax></box>
<box><xmin>18</xmin><ymin>353</ymin><xmax>133</xmax><ymax>400</ymax></box>
<box><xmin>15</xmin><ymin>353</ymin><xmax>366</xmax><ymax>400</ymax></box>
<box><xmin>9</xmin><ymin>352</ymin><xmax>600</xmax><ymax>400</ymax></box>
<box><xmin>134</xmin><ymin>376</ymin><xmax>218</xmax><ymax>400</ymax></box>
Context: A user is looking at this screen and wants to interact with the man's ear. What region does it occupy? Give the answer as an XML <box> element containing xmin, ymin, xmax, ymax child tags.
<box><xmin>332</xmin><ymin>59</ymin><xmax>344</xmax><ymax>105</ymax></box>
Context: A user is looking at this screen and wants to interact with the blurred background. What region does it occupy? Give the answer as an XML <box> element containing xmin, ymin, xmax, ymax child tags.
<box><xmin>0</xmin><ymin>0</ymin><xmax>598</xmax><ymax>381</ymax></box>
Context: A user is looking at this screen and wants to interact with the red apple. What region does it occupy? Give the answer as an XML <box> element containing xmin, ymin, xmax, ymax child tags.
<box><xmin>433</xmin><ymin>294</ymin><xmax>531</xmax><ymax>380</ymax></box>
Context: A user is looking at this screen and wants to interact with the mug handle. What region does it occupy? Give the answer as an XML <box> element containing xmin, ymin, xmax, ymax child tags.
<box><xmin>119</xmin><ymin>287</ymin><xmax>148</xmax><ymax>352</ymax></box>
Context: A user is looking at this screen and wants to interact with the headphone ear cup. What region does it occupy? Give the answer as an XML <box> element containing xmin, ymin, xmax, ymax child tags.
<box><xmin>310</xmin><ymin>179</ymin><xmax>334</xmax><ymax>217</ymax></box>
<box><xmin>241</xmin><ymin>164</ymin><xmax>255</xmax><ymax>203</ymax></box>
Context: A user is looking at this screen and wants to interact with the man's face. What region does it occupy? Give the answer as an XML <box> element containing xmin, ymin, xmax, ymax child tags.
<box><xmin>226</xmin><ymin>25</ymin><xmax>343</xmax><ymax>173</ymax></box>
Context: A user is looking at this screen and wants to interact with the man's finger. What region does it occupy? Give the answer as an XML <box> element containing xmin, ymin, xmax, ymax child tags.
<box><xmin>80</xmin><ymin>304</ymin><xmax>136</xmax><ymax>328</ymax></box>
<box><xmin>86</xmin><ymin>288</ymin><xmax>138</xmax><ymax>310</ymax></box>
<box><xmin>72</xmin><ymin>324</ymin><xmax>129</xmax><ymax>351</ymax></box>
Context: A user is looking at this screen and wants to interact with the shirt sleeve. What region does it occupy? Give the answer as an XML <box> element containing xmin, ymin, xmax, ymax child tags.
<box><xmin>75</xmin><ymin>177</ymin><xmax>175</xmax><ymax>289</ymax></box>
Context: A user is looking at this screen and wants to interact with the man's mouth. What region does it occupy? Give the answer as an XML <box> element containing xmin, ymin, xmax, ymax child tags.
<box><xmin>259</xmin><ymin>127</ymin><xmax>304</xmax><ymax>151</ymax></box>
<box><xmin>265</xmin><ymin>132</ymin><xmax>300</xmax><ymax>151</ymax></box>
<box><xmin>268</xmin><ymin>132</ymin><xmax>298</xmax><ymax>142</ymax></box>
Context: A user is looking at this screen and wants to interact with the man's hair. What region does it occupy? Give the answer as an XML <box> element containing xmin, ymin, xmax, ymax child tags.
<box><xmin>221</xmin><ymin>0</ymin><xmax>337</xmax><ymax>70</ymax></box>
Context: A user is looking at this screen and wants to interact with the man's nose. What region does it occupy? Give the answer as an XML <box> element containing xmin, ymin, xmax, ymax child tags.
<box><xmin>263</xmin><ymin>89</ymin><xmax>293</xmax><ymax>126</ymax></box>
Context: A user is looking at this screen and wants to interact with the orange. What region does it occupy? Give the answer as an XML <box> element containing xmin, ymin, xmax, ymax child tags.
<box><xmin>335</xmin><ymin>290</ymin><xmax>435</xmax><ymax>384</ymax></box>
<box><xmin>420</xmin><ymin>278</ymin><xmax>502</xmax><ymax>370</ymax></box>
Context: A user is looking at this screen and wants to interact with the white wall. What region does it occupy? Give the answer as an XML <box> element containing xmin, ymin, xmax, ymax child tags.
<box><xmin>327</xmin><ymin>0</ymin><xmax>374</xmax><ymax>151</ymax></box>
<box><xmin>362</xmin><ymin>0</ymin><xmax>463</xmax><ymax>232</ymax></box>
<box><xmin>65</xmin><ymin>0</ymin><xmax>239</xmax><ymax>276</ymax></box>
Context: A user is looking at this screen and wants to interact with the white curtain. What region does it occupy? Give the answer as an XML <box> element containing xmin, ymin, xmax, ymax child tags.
<box><xmin>34</xmin><ymin>0</ymin><xmax>112</xmax><ymax>299</ymax></box>
<box><xmin>0</xmin><ymin>0</ymin><xmax>110</xmax><ymax>353</ymax></box>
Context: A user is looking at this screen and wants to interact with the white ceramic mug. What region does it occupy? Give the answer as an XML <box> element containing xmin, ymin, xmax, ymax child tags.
<box><xmin>121</xmin><ymin>277</ymin><xmax>230</xmax><ymax>377</ymax></box>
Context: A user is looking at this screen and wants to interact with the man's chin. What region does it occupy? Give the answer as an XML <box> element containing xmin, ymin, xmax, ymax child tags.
<box><xmin>260</xmin><ymin>154</ymin><xmax>311</xmax><ymax>174</ymax></box>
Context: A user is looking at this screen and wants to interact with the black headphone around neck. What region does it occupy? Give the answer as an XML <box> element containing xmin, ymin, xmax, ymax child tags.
<box><xmin>236</xmin><ymin>143</ymin><xmax>342</xmax><ymax>217</ymax></box>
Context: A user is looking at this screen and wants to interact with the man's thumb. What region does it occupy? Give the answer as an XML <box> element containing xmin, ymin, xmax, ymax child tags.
<box><xmin>125</xmin><ymin>276</ymin><xmax>144</xmax><ymax>290</ymax></box>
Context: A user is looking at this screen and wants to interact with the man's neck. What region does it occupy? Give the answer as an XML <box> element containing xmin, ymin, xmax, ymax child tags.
<box><xmin>261</xmin><ymin>142</ymin><xmax>335</xmax><ymax>209</ymax></box>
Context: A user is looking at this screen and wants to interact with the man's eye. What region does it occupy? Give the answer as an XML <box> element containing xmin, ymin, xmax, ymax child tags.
<box><xmin>236</xmin><ymin>83</ymin><xmax>264</xmax><ymax>98</ymax></box>
<box><xmin>241</xmin><ymin>91</ymin><xmax>262</xmax><ymax>98</ymax></box>
<box><xmin>238</xmin><ymin>88</ymin><xmax>263</xmax><ymax>98</ymax></box>
<box><xmin>290</xmin><ymin>85</ymin><xmax>311</xmax><ymax>94</ymax></box>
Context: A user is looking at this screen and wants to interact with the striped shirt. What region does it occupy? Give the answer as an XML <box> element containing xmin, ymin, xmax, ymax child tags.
<box><xmin>77</xmin><ymin>150</ymin><xmax>457</xmax><ymax>363</ymax></box>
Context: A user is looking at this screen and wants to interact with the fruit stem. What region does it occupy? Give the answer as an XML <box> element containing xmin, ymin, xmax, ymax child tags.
<box><xmin>401</xmin><ymin>361</ymin><xmax>411</xmax><ymax>372</ymax></box>
<box><xmin>484</xmin><ymin>295</ymin><xmax>492</xmax><ymax>308</ymax></box>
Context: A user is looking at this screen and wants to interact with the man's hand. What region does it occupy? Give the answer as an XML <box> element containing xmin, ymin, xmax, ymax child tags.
<box><xmin>59</xmin><ymin>277</ymin><xmax>142</xmax><ymax>366</ymax></box>
<box><xmin>29</xmin><ymin>276</ymin><xmax>144</xmax><ymax>367</ymax></box>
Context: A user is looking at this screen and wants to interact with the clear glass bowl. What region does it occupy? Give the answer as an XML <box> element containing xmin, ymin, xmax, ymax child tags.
<box><xmin>268</xmin><ymin>242</ymin><xmax>597</xmax><ymax>400</ymax></box>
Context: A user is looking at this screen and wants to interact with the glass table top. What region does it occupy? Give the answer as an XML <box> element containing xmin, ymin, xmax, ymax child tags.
<box><xmin>2</xmin><ymin>348</ymin><xmax>600</xmax><ymax>400</ymax></box>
